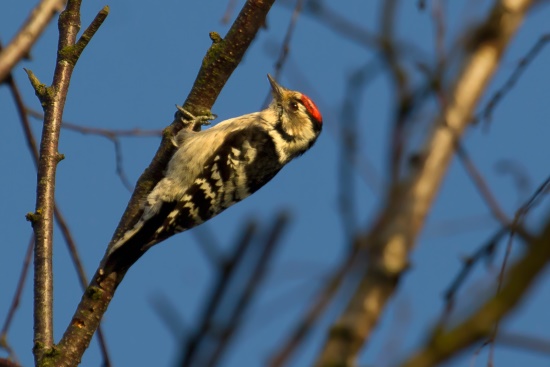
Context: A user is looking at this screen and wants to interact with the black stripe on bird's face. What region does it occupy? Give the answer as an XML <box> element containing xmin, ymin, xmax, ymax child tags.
<box><xmin>274</xmin><ymin>118</ymin><xmax>295</xmax><ymax>142</ymax></box>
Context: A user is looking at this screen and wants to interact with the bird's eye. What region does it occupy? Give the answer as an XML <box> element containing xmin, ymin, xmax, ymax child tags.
<box><xmin>289</xmin><ymin>101</ymin><xmax>299</xmax><ymax>111</ymax></box>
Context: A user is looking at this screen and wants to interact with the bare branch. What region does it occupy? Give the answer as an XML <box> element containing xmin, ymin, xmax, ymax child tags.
<box><xmin>441</xmin><ymin>227</ymin><xmax>505</xmax><ymax>323</ymax></box>
<box><xmin>455</xmin><ymin>142</ymin><xmax>510</xmax><ymax>226</ymax></box>
<box><xmin>279</xmin><ymin>0</ymin><xmax>426</xmax><ymax>61</ymax></box>
<box><xmin>53</xmin><ymin>1</ymin><xmax>277</xmax><ymax>365</ymax></box>
<box><xmin>181</xmin><ymin>222</ymin><xmax>258</xmax><ymax>366</ymax></box>
<box><xmin>314</xmin><ymin>0</ymin><xmax>535</xmax><ymax>365</ymax></box>
<box><xmin>479</xmin><ymin>33</ymin><xmax>550</xmax><ymax>126</ymax></box>
<box><xmin>24</xmin><ymin>1</ymin><xmax>108</xmax><ymax>364</ymax></box>
<box><xmin>27</xmin><ymin>107</ymin><xmax>161</xmax><ymax>191</ymax></box>
<box><xmin>0</xmin><ymin>0</ymin><xmax>66</xmax><ymax>83</ymax></box>
<box><xmin>108</xmin><ymin>0</ymin><xmax>277</xmax><ymax>263</ymax></box>
<box><xmin>0</xmin><ymin>237</ymin><xmax>32</xmax><ymax>366</ymax></box>
<box><xmin>269</xmin><ymin>247</ymin><xmax>360</xmax><ymax>367</ymax></box>
<box><xmin>497</xmin><ymin>332</ymin><xmax>550</xmax><ymax>356</ymax></box>
<box><xmin>442</xmin><ymin>172</ymin><xmax>550</xmax><ymax>324</ymax></box>
<box><xmin>26</xmin><ymin>108</ymin><xmax>163</xmax><ymax>137</ymax></box>
<box><xmin>397</xmin><ymin>215</ymin><xmax>550</xmax><ymax>367</ymax></box>
<box><xmin>262</xmin><ymin>0</ymin><xmax>305</xmax><ymax>107</ymax></box>
<box><xmin>202</xmin><ymin>214</ymin><xmax>289</xmax><ymax>367</ymax></box>
<box><xmin>4</xmin><ymin>40</ymin><xmax>112</xmax><ymax>365</ymax></box>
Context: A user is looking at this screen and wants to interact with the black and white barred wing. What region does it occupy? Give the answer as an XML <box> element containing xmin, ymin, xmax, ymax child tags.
<box><xmin>107</xmin><ymin>125</ymin><xmax>282</xmax><ymax>258</ymax></box>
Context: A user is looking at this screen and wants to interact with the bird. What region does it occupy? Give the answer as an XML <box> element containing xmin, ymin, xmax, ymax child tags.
<box><xmin>104</xmin><ymin>74</ymin><xmax>322</xmax><ymax>268</ymax></box>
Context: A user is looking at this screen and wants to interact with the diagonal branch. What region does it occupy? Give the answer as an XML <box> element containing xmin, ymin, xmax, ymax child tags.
<box><xmin>0</xmin><ymin>0</ymin><xmax>67</xmax><ymax>83</ymax></box>
<box><xmin>53</xmin><ymin>1</ymin><xmax>276</xmax><ymax>366</ymax></box>
<box><xmin>0</xmin><ymin>237</ymin><xmax>32</xmax><ymax>366</ymax></box>
<box><xmin>107</xmin><ymin>0</ymin><xmax>276</xmax><ymax>264</ymax></box>
<box><xmin>398</xmin><ymin>214</ymin><xmax>550</xmax><ymax>367</ymax></box>
<box><xmin>314</xmin><ymin>0</ymin><xmax>535</xmax><ymax>365</ymax></box>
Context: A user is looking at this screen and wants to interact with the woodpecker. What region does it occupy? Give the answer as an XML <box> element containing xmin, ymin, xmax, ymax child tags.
<box><xmin>105</xmin><ymin>75</ymin><xmax>322</xmax><ymax>264</ymax></box>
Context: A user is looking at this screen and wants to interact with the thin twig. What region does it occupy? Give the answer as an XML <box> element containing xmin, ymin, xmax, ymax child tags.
<box><xmin>430</xmin><ymin>0</ymin><xmax>446</xmax><ymax>68</ymax></box>
<box><xmin>26</xmin><ymin>2</ymin><xmax>109</xmax><ymax>364</ymax></box>
<box><xmin>26</xmin><ymin>108</ymin><xmax>162</xmax><ymax>137</ymax></box>
<box><xmin>191</xmin><ymin>225</ymin><xmax>224</xmax><ymax>267</ymax></box>
<box><xmin>424</xmin><ymin>214</ymin><xmax>495</xmax><ymax>238</ymax></box>
<box><xmin>278</xmin><ymin>0</ymin><xmax>377</xmax><ymax>49</ymax></box>
<box><xmin>110</xmin><ymin>137</ymin><xmax>134</xmax><ymax>191</ymax></box>
<box><xmin>487</xmin><ymin>231</ymin><xmax>514</xmax><ymax>364</ymax></box>
<box><xmin>379</xmin><ymin>0</ymin><xmax>443</xmax><ymax>184</ymax></box>
<box><xmin>494</xmin><ymin>159</ymin><xmax>532</xmax><ymax>200</ymax></box>
<box><xmin>150</xmin><ymin>292</ymin><xmax>187</xmax><ymax>340</ymax></box>
<box><xmin>441</xmin><ymin>227</ymin><xmax>507</xmax><ymax>324</ymax></box>
<box><xmin>479</xmin><ymin>33</ymin><xmax>550</xmax><ymax>126</ymax></box>
<box><xmin>205</xmin><ymin>213</ymin><xmax>290</xmax><ymax>367</ymax></box>
<box><xmin>487</xmin><ymin>173</ymin><xmax>550</xmax><ymax>361</ymax></box>
<box><xmin>278</xmin><ymin>0</ymin><xmax>427</xmax><ymax>61</ymax></box>
<box><xmin>455</xmin><ymin>142</ymin><xmax>511</xmax><ymax>227</ymax></box>
<box><xmin>269</xmin><ymin>246</ymin><xmax>360</xmax><ymax>367</ymax></box>
<box><xmin>263</xmin><ymin>0</ymin><xmax>304</xmax><ymax>107</ymax></box>
<box><xmin>338</xmin><ymin>65</ymin><xmax>375</xmax><ymax>240</ymax></box>
<box><xmin>380</xmin><ymin>0</ymin><xmax>412</xmax><ymax>182</ymax></box>
<box><xmin>398</xmin><ymin>215</ymin><xmax>550</xmax><ymax>367</ymax></box>
<box><xmin>497</xmin><ymin>332</ymin><xmax>550</xmax><ymax>356</ymax></box>
<box><xmin>53</xmin><ymin>208</ymin><xmax>113</xmax><ymax>367</ymax></box>
<box><xmin>441</xmin><ymin>173</ymin><xmax>550</xmax><ymax>327</ymax></box>
<box><xmin>0</xmin><ymin>0</ymin><xmax>67</xmax><ymax>82</ymax></box>
<box><xmin>180</xmin><ymin>222</ymin><xmax>257</xmax><ymax>366</ymax></box>
<box><xmin>0</xmin><ymin>237</ymin><xmax>32</xmax><ymax>365</ymax></box>
<box><xmin>27</xmin><ymin>107</ymin><xmax>161</xmax><ymax>191</ymax></box>
<box><xmin>4</xmin><ymin>29</ymin><xmax>114</xmax><ymax>367</ymax></box>
<box><xmin>514</xmin><ymin>174</ymin><xmax>550</xmax><ymax>218</ymax></box>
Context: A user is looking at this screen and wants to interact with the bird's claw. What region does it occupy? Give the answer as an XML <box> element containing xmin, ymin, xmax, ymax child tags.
<box><xmin>175</xmin><ymin>105</ymin><xmax>217</xmax><ymax>127</ymax></box>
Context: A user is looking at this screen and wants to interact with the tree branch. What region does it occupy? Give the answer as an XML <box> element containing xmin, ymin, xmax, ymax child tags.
<box><xmin>0</xmin><ymin>0</ymin><xmax>66</xmax><ymax>83</ymax></box>
<box><xmin>25</xmin><ymin>1</ymin><xmax>108</xmax><ymax>364</ymax></box>
<box><xmin>398</xmin><ymin>214</ymin><xmax>550</xmax><ymax>367</ymax></box>
<box><xmin>53</xmin><ymin>1</ymin><xmax>275</xmax><ymax>366</ymax></box>
<box><xmin>314</xmin><ymin>0</ymin><xmax>534</xmax><ymax>365</ymax></box>
<box><xmin>106</xmin><ymin>0</ymin><xmax>276</xmax><ymax>269</ymax></box>
<box><xmin>5</xmin><ymin>42</ymin><xmax>113</xmax><ymax>365</ymax></box>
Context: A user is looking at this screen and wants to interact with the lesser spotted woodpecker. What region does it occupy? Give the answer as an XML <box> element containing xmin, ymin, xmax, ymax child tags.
<box><xmin>105</xmin><ymin>75</ymin><xmax>322</xmax><ymax>262</ymax></box>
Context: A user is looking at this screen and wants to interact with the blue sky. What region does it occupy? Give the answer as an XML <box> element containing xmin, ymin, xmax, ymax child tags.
<box><xmin>2</xmin><ymin>1</ymin><xmax>550</xmax><ymax>366</ymax></box>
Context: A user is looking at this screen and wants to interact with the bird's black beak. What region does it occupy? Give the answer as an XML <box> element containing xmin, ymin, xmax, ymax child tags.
<box><xmin>267</xmin><ymin>74</ymin><xmax>284</xmax><ymax>101</ymax></box>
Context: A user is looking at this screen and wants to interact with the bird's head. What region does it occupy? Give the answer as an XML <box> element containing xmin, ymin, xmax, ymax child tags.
<box><xmin>266</xmin><ymin>74</ymin><xmax>323</xmax><ymax>161</ymax></box>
